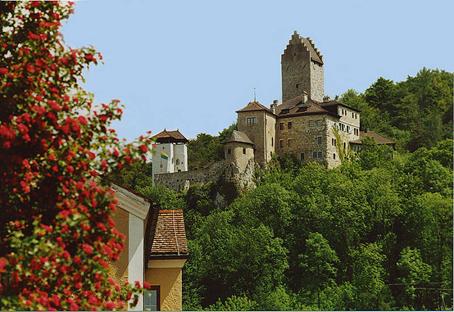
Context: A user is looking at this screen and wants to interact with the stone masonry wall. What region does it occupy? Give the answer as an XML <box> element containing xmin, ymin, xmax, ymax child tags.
<box><xmin>281</xmin><ymin>47</ymin><xmax>312</xmax><ymax>102</ymax></box>
<box><xmin>154</xmin><ymin>161</ymin><xmax>226</xmax><ymax>191</ymax></box>
<box><xmin>276</xmin><ymin>114</ymin><xmax>329</xmax><ymax>165</ymax></box>
<box><xmin>310</xmin><ymin>61</ymin><xmax>324</xmax><ymax>102</ymax></box>
<box><xmin>237</xmin><ymin>111</ymin><xmax>268</xmax><ymax>164</ymax></box>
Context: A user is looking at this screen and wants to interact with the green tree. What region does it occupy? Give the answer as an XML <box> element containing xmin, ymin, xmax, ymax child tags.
<box><xmin>397</xmin><ymin>247</ymin><xmax>431</xmax><ymax>306</ymax></box>
<box><xmin>351</xmin><ymin>243</ymin><xmax>391</xmax><ymax>309</ymax></box>
<box><xmin>364</xmin><ymin>77</ymin><xmax>398</xmax><ymax>113</ymax></box>
<box><xmin>299</xmin><ymin>232</ymin><xmax>339</xmax><ymax>309</ymax></box>
<box><xmin>187</xmin><ymin>210</ymin><xmax>288</xmax><ymax>306</ymax></box>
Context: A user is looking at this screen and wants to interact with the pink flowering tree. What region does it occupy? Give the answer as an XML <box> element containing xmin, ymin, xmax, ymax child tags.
<box><xmin>0</xmin><ymin>1</ymin><xmax>153</xmax><ymax>310</ymax></box>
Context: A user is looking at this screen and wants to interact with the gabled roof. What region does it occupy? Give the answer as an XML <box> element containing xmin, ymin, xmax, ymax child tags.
<box><xmin>152</xmin><ymin>129</ymin><xmax>188</xmax><ymax>143</ymax></box>
<box><xmin>111</xmin><ymin>184</ymin><xmax>150</xmax><ymax>220</ymax></box>
<box><xmin>148</xmin><ymin>209</ymin><xmax>188</xmax><ymax>258</ymax></box>
<box><xmin>236</xmin><ymin>101</ymin><xmax>273</xmax><ymax>114</ymax></box>
<box><xmin>320</xmin><ymin>100</ymin><xmax>361</xmax><ymax>113</ymax></box>
<box><xmin>286</xmin><ymin>31</ymin><xmax>323</xmax><ymax>65</ymax></box>
<box><xmin>274</xmin><ymin>94</ymin><xmax>338</xmax><ymax>118</ymax></box>
<box><xmin>224</xmin><ymin>130</ymin><xmax>254</xmax><ymax>145</ymax></box>
<box><xmin>351</xmin><ymin>130</ymin><xmax>396</xmax><ymax>145</ymax></box>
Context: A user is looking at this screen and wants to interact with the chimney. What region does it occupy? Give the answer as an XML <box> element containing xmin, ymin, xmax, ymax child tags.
<box><xmin>270</xmin><ymin>100</ymin><xmax>278</xmax><ymax>114</ymax></box>
<box><xmin>323</xmin><ymin>96</ymin><xmax>330</xmax><ymax>102</ymax></box>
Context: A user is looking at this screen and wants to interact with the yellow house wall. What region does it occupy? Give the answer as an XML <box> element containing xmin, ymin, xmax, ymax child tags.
<box><xmin>145</xmin><ymin>268</ymin><xmax>183</xmax><ymax>311</ymax></box>
<box><xmin>111</xmin><ymin>207</ymin><xmax>129</xmax><ymax>281</ymax></box>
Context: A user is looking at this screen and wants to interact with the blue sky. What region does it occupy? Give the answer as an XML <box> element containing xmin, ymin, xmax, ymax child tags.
<box><xmin>62</xmin><ymin>0</ymin><xmax>454</xmax><ymax>140</ymax></box>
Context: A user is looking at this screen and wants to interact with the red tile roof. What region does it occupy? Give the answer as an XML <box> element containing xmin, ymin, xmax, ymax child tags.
<box><xmin>149</xmin><ymin>209</ymin><xmax>188</xmax><ymax>258</ymax></box>
<box><xmin>275</xmin><ymin>95</ymin><xmax>338</xmax><ymax>118</ymax></box>
<box><xmin>152</xmin><ymin>129</ymin><xmax>188</xmax><ymax>143</ymax></box>
<box><xmin>351</xmin><ymin>130</ymin><xmax>396</xmax><ymax>145</ymax></box>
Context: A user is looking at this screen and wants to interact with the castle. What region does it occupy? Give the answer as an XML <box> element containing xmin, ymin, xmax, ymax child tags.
<box><xmin>152</xmin><ymin>31</ymin><xmax>394</xmax><ymax>188</ymax></box>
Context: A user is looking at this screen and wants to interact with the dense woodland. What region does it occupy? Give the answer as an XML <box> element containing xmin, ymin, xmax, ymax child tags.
<box><xmin>113</xmin><ymin>68</ymin><xmax>453</xmax><ymax>310</ymax></box>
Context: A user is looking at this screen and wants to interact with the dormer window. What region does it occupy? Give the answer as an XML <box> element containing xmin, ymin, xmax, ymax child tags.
<box><xmin>281</xmin><ymin>109</ymin><xmax>289</xmax><ymax>114</ymax></box>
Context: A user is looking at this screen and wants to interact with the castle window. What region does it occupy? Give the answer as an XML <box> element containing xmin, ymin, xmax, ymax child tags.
<box><xmin>352</xmin><ymin>112</ymin><xmax>354</xmax><ymax>118</ymax></box>
<box><xmin>347</xmin><ymin>125</ymin><xmax>350</xmax><ymax>133</ymax></box>
<box><xmin>243</xmin><ymin>148</ymin><xmax>246</xmax><ymax>154</ymax></box>
<box><xmin>333</xmin><ymin>153</ymin><xmax>336</xmax><ymax>160</ymax></box>
<box><xmin>309</xmin><ymin>121</ymin><xmax>315</xmax><ymax>127</ymax></box>
<box><xmin>332</xmin><ymin>138</ymin><xmax>337</xmax><ymax>146</ymax></box>
<box><xmin>301</xmin><ymin>153</ymin><xmax>305</xmax><ymax>160</ymax></box>
<box><xmin>279</xmin><ymin>140</ymin><xmax>283</xmax><ymax>148</ymax></box>
<box><xmin>288</xmin><ymin>122</ymin><xmax>292</xmax><ymax>129</ymax></box>
<box><xmin>343</xmin><ymin>142</ymin><xmax>346</xmax><ymax>150</ymax></box>
<box><xmin>279</xmin><ymin>123</ymin><xmax>284</xmax><ymax>130</ymax></box>
<box><xmin>246</xmin><ymin>117</ymin><xmax>257</xmax><ymax>126</ymax></box>
<box><xmin>227</xmin><ymin>148</ymin><xmax>231</xmax><ymax>155</ymax></box>
<box><xmin>271</xmin><ymin>137</ymin><xmax>274</xmax><ymax>147</ymax></box>
<box><xmin>312</xmin><ymin>151</ymin><xmax>317</xmax><ymax>158</ymax></box>
<box><xmin>176</xmin><ymin>159</ymin><xmax>180</xmax><ymax>165</ymax></box>
<box><xmin>318</xmin><ymin>151</ymin><xmax>323</xmax><ymax>158</ymax></box>
<box><xmin>287</xmin><ymin>139</ymin><xmax>292</xmax><ymax>147</ymax></box>
<box><xmin>316</xmin><ymin>136</ymin><xmax>322</xmax><ymax>145</ymax></box>
<box><xmin>296</xmin><ymin>83</ymin><xmax>300</xmax><ymax>89</ymax></box>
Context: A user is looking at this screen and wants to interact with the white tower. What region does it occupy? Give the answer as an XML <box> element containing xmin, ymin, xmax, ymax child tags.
<box><xmin>152</xmin><ymin>129</ymin><xmax>188</xmax><ymax>182</ymax></box>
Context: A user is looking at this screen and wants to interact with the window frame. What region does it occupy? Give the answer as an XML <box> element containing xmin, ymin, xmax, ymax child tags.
<box><xmin>246</xmin><ymin>117</ymin><xmax>257</xmax><ymax>126</ymax></box>
<box><xmin>144</xmin><ymin>286</ymin><xmax>160</xmax><ymax>311</ymax></box>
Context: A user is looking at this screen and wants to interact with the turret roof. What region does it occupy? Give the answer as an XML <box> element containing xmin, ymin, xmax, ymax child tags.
<box><xmin>236</xmin><ymin>101</ymin><xmax>273</xmax><ymax>114</ymax></box>
<box><xmin>152</xmin><ymin>129</ymin><xmax>188</xmax><ymax>143</ymax></box>
<box><xmin>224</xmin><ymin>130</ymin><xmax>254</xmax><ymax>145</ymax></box>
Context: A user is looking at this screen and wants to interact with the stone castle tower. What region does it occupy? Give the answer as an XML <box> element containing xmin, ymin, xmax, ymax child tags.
<box><xmin>236</xmin><ymin>101</ymin><xmax>276</xmax><ymax>164</ymax></box>
<box><xmin>281</xmin><ymin>31</ymin><xmax>324</xmax><ymax>102</ymax></box>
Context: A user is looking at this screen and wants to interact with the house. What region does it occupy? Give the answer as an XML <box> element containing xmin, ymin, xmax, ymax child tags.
<box><xmin>110</xmin><ymin>184</ymin><xmax>188</xmax><ymax>311</ymax></box>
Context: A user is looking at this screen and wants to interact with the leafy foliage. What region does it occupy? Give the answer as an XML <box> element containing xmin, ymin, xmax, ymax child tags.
<box><xmin>340</xmin><ymin>69</ymin><xmax>453</xmax><ymax>151</ymax></box>
<box><xmin>0</xmin><ymin>2</ymin><xmax>153</xmax><ymax>310</ymax></box>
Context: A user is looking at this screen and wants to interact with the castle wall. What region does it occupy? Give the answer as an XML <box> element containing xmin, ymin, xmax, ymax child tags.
<box><xmin>224</xmin><ymin>142</ymin><xmax>254</xmax><ymax>173</ymax></box>
<box><xmin>281</xmin><ymin>47</ymin><xmax>312</xmax><ymax>102</ymax></box>
<box><xmin>310</xmin><ymin>62</ymin><xmax>324</xmax><ymax>102</ymax></box>
<box><xmin>173</xmin><ymin>143</ymin><xmax>188</xmax><ymax>172</ymax></box>
<box><xmin>152</xmin><ymin>143</ymin><xmax>175</xmax><ymax>178</ymax></box>
<box><xmin>154</xmin><ymin>161</ymin><xmax>226</xmax><ymax>191</ymax></box>
<box><xmin>276</xmin><ymin>114</ymin><xmax>330</xmax><ymax>165</ymax></box>
<box><xmin>264</xmin><ymin>113</ymin><xmax>276</xmax><ymax>162</ymax></box>
<box><xmin>325</xmin><ymin>116</ymin><xmax>342</xmax><ymax>168</ymax></box>
<box><xmin>237</xmin><ymin>111</ymin><xmax>274</xmax><ymax>165</ymax></box>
